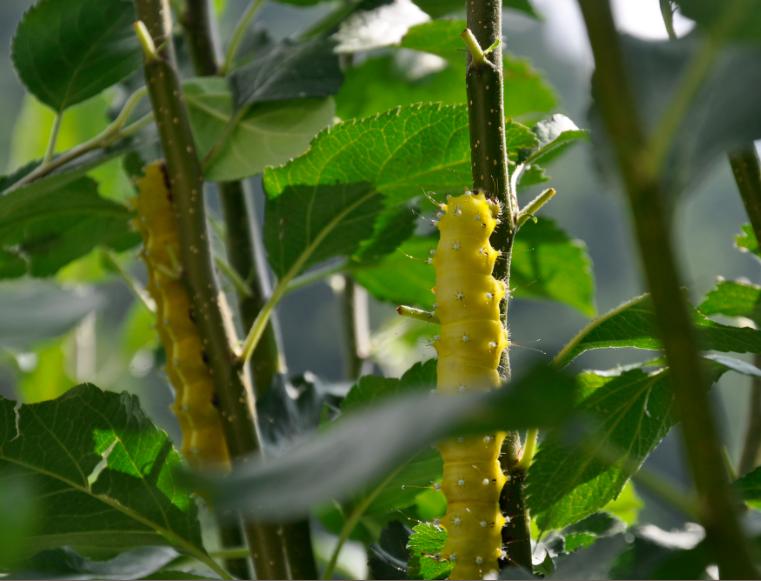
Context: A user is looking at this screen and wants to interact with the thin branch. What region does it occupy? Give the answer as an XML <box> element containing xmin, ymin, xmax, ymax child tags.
<box><xmin>396</xmin><ymin>305</ymin><xmax>439</xmax><ymax>324</ymax></box>
<box><xmin>516</xmin><ymin>188</ymin><xmax>556</xmax><ymax>228</ymax></box>
<box><xmin>131</xmin><ymin>1</ymin><xmax>289</xmax><ymax>578</ymax></box>
<box><xmin>577</xmin><ymin>1</ymin><xmax>757</xmax><ymax>577</ymax></box>
<box><xmin>221</xmin><ymin>0</ymin><xmax>266</xmax><ymax>75</ymax></box>
<box><xmin>43</xmin><ymin>112</ymin><xmax>63</xmax><ymax>164</ymax></box>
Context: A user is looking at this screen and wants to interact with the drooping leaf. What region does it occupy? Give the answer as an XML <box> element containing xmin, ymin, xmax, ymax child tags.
<box><xmin>555</xmin><ymin>293</ymin><xmax>761</xmax><ymax>367</ymax></box>
<box><xmin>333</xmin><ymin>0</ymin><xmax>429</xmax><ymax>53</ymax></box>
<box><xmin>230</xmin><ymin>38</ymin><xmax>342</xmax><ymax>106</ymax></box>
<box><xmin>674</xmin><ymin>0</ymin><xmax>761</xmax><ymax>43</ymax></box>
<box><xmin>407</xmin><ymin>522</ymin><xmax>451</xmax><ymax>580</ymax></box>
<box><xmin>264</xmin><ymin>182</ymin><xmax>384</xmax><ymax>279</ymax></box>
<box><xmin>194</xmin><ymin>365</ymin><xmax>577</xmax><ymax>520</ymax></box>
<box><xmin>520</xmin><ymin>114</ymin><xmax>588</xmax><ymax>168</ymax></box>
<box><xmin>0</xmin><ymin>281</ymin><xmax>102</xmax><ymax>351</ymax></box>
<box><xmin>699</xmin><ymin>279</ymin><xmax>761</xmax><ymax>324</ymax></box>
<box><xmin>0</xmin><ymin>176</ymin><xmax>139</xmax><ymax>279</ymax></box>
<box><xmin>0</xmin><ymin>385</ymin><xmax>206</xmax><ymax>558</ymax></box>
<box><xmin>10</xmin><ymin>547</ymin><xmax>178</xmax><ymax>580</ymax></box>
<box><xmin>184</xmin><ymin>77</ymin><xmax>335</xmax><ymax>181</ymax></box>
<box><xmin>264</xmin><ymin>104</ymin><xmax>472</xmax><ymax>203</ymax></box>
<box><xmin>601</xmin><ymin>481</ymin><xmax>643</xmax><ymax>526</ymax></box>
<box><xmin>592</xmin><ymin>34</ymin><xmax>761</xmax><ymax>195</ymax></box>
<box><xmin>11</xmin><ymin>0</ymin><xmax>140</xmax><ymax>111</ymax></box>
<box><xmin>353</xmin><ymin>217</ymin><xmax>596</xmax><ymax>316</ymax></box>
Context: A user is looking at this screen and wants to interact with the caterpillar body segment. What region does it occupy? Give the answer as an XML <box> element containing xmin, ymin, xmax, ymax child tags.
<box><xmin>133</xmin><ymin>161</ymin><xmax>230</xmax><ymax>469</ymax></box>
<box><xmin>432</xmin><ymin>191</ymin><xmax>507</xmax><ymax>579</ymax></box>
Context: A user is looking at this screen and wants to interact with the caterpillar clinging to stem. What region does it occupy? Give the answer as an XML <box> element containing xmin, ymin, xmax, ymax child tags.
<box><xmin>132</xmin><ymin>161</ymin><xmax>230</xmax><ymax>469</ymax></box>
<box><xmin>433</xmin><ymin>190</ymin><xmax>507</xmax><ymax>579</ymax></box>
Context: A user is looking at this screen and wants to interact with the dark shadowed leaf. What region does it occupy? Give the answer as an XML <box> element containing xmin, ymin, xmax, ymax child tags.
<box><xmin>674</xmin><ymin>0</ymin><xmax>761</xmax><ymax>43</ymax></box>
<box><xmin>0</xmin><ymin>176</ymin><xmax>138</xmax><ymax>279</ymax></box>
<box><xmin>184</xmin><ymin>78</ymin><xmax>335</xmax><ymax>181</ymax></box>
<box><xmin>735</xmin><ymin>466</ymin><xmax>761</xmax><ymax>509</ymax></box>
<box><xmin>193</xmin><ymin>365</ymin><xmax>577</xmax><ymax>520</ymax></box>
<box><xmin>0</xmin><ymin>385</ymin><xmax>205</xmax><ymax>558</ymax></box>
<box><xmin>231</xmin><ymin>38</ymin><xmax>342</xmax><ymax>106</ymax></box>
<box><xmin>369</xmin><ymin>522</ymin><xmax>410</xmax><ymax>580</ymax></box>
<box><xmin>592</xmin><ymin>34</ymin><xmax>761</xmax><ymax>195</ymax></box>
<box><xmin>10</xmin><ymin>547</ymin><xmax>178</xmax><ymax>580</ymax></box>
<box><xmin>352</xmin><ymin>205</ymin><xmax>420</xmax><ymax>264</ymax></box>
<box><xmin>264</xmin><ymin>183</ymin><xmax>384</xmax><ymax>278</ymax></box>
<box><xmin>548</xmin><ymin>536</ymin><xmax>628</xmax><ymax>580</ymax></box>
<box><xmin>11</xmin><ymin>0</ymin><xmax>140</xmax><ymax>111</ymax></box>
<box><xmin>0</xmin><ymin>281</ymin><xmax>103</xmax><ymax>350</ymax></box>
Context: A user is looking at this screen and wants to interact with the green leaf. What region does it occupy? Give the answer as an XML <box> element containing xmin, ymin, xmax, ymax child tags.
<box><xmin>353</xmin><ymin>217</ymin><xmax>595</xmax><ymax>316</ymax></box>
<box><xmin>522</xmin><ymin>114</ymin><xmax>588</xmax><ymax>167</ymax></box>
<box><xmin>0</xmin><ymin>177</ymin><xmax>139</xmax><ymax>279</ymax></box>
<box><xmin>699</xmin><ymin>279</ymin><xmax>761</xmax><ymax>324</ymax></box>
<box><xmin>674</xmin><ymin>0</ymin><xmax>761</xmax><ymax>43</ymax></box>
<box><xmin>265</xmin><ymin>103</ymin><xmax>471</xmax><ymax>203</ymax></box>
<box><xmin>336</xmin><ymin>49</ymin><xmax>556</xmax><ymax>120</ymax></box>
<box><xmin>561</xmin><ymin>513</ymin><xmax>626</xmax><ymax>553</ymax></box>
<box><xmin>264</xmin><ymin>183</ymin><xmax>384</xmax><ymax>278</ymax></box>
<box><xmin>11</xmin><ymin>547</ymin><xmax>178</xmax><ymax>580</ymax></box>
<box><xmin>343</xmin><ymin>361</ymin><xmax>441</xmax><ymax>517</ymax></box>
<box><xmin>512</xmin><ymin>217</ymin><xmax>596</xmax><ymax>317</ymax></box>
<box><xmin>601</xmin><ymin>481</ymin><xmax>642</xmax><ymax>526</ymax></box>
<box><xmin>231</xmin><ymin>38</ymin><xmax>342</xmax><ymax>106</ymax></box>
<box><xmin>195</xmin><ymin>364</ymin><xmax>577</xmax><ymax>520</ymax></box>
<box><xmin>11</xmin><ymin>0</ymin><xmax>140</xmax><ymax>111</ymax></box>
<box><xmin>343</xmin><ymin>359</ymin><xmax>436</xmax><ymax>413</ymax></box>
<box><xmin>555</xmin><ymin>293</ymin><xmax>761</xmax><ymax>367</ymax></box>
<box><xmin>736</xmin><ymin>223</ymin><xmax>761</xmax><ymax>261</ymax></box>
<box><xmin>184</xmin><ymin>77</ymin><xmax>335</xmax><ymax>182</ymax></box>
<box><xmin>352</xmin><ymin>205</ymin><xmax>419</xmax><ymax>264</ymax></box>
<box><xmin>0</xmin><ymin>475</ymin><xmax>37</xmax><ymax>569</ymax></box>
<box><xmin>0</xmin><ymin>385</ymin><xmax>206</xmax><ymax>558</ymax></box>
<box><xmin>0</xmin><ymin>281</ymin><xmax>102</xmax><ymax>351</ymax></box>
<box><xmin>399</xmin><ymin>19</ymin><xmax>467</xmax><ymax>63</ymax></box>
<box><xmin>735</xmin><ymin>466</ymin><xmax>761</xmax><ymax>509</ymax></box>
<box><xmin>352</xmin><ymin>235</ymin><xmax>436</xmax><ymax>309</ymax></box>
<box><xmin>407</xmin><ymin>522</ymin><xmax>451</xmax><ymax>580</ymax></box>
<box><xmin>527</xmin><ymin>359</ymin><xmax>737</xmax><ymax>531</ymax></box>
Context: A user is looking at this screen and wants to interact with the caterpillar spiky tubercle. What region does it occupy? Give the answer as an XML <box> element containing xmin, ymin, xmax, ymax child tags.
<box><xmin>433</xmin><ymin>191</ymin><xmax>507</xmax><ymax>579</ymax></box>
<box><xmin>133</xmin><ymin>161</ymin><xmax>230</xmax><ymax>469</ymax></box>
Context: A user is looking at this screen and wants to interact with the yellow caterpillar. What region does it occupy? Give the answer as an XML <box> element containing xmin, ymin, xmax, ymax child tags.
<box><xmin>432</xmin><ymin>191</ymin><xmax>507</xmax><ymax>579</ymax></box>
<box><xmin>133</xmin><ymin>161</ymin><xmax>230</xmax><ymax>469</ymax></box>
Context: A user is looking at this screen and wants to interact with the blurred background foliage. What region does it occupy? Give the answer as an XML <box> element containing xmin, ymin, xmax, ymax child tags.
<box><xmin>0</xmin><ymin>0</ymin><xmax>756</xmax><ymax>568</ymax></box>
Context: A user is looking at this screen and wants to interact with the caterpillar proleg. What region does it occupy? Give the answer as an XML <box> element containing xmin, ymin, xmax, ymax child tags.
<box><xmin>432</xmin><ymin>191</ymin><xmax>507</xmax><ymax>579</ymax></box>
<box><xmin>133</xmin><ymin>161</ymin><xmax>230</xmax><ymax>469</ymax></box>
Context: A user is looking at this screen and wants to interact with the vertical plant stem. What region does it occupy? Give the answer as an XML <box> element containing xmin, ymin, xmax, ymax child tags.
<box><xmin>464</xmin><ymin>0</ymin><xmax>531</xmax><ymax>570</ymax></box>
<box><xmin>577</xmin><ymin>1</ymin><xmax>757</xmax><ymax>577</ymax></box>
<box><xmin>729</xmin><ymin>147</ymin><xmax>761</xmax><ymax>475</ymax></box>
<box><xmin>338</xmin><ymin>275</ymin><xmax>370</xmax><ymax>379</ymax></box>
<box><xmin>132</xmin><ymin>2</ymin><xmax>289</xmax><ymax>578</ymax></box>
<box><xmin>178</xmin><ymin>1</ymin><xmax>317</xmax><ymax>577</ymax></box>
<box><xmin>43</xmin><ymin>112</ymin><xmax>63</xmax><ymax>163</ymax></box>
